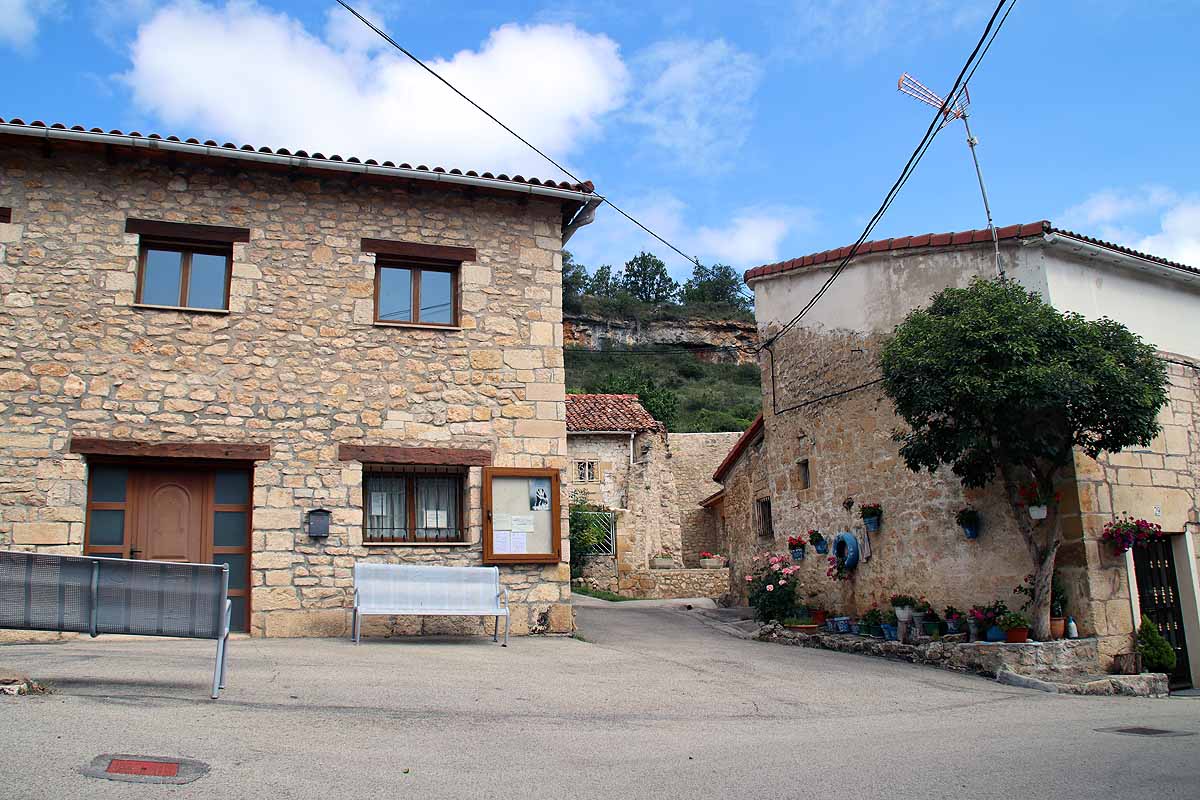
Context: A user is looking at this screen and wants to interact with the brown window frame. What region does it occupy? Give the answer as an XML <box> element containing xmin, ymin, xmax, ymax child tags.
<box><xmin>373</xmin><ymin>256</ymin><xmax>460</xmax><ymax>327</ymax></box>
<box><xmin>482</xmin><ymin>466</ymin><xmax>563</xmax><ymax>565</ymax></box>
<box><xmin>135</xmin><ymin>238</ymin><xmax>233</xmax><ymax>311</ymax></box>
<box><xmin>756</xmin><ymin>497</ymin><xmax>773</xmax><ymax>539</ymax></box>
<box><xmin>363</xmin><ymin>468</ymin><xmax>467</xmax><ymax>544</ymax></box>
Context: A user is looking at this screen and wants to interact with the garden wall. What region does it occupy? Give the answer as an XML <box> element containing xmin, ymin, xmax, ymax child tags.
<box><xmin>668</xmin><ymin>432</ymin><xmax>742</xmax><ymax>566</ymax></box>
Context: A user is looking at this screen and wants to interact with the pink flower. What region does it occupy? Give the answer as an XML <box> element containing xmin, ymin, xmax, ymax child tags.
<box><xmin>745</xmin><ymin>575</ymin><xmax>753</xmax><ymax>582</ymax></box>
<box><xmin>766</xmin><ymin>585</ymin><xmax>775</xmax><ymax>592</ymax></box>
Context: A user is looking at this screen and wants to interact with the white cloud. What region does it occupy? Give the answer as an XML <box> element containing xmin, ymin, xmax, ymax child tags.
<box><xmin>0</xmin><ymin>0</ymin><xmax>61</xmax><ymax>51</ymax></box>
<box><xmin>323</xmin><ymin>1</ymin><xmax>388</xmax><ymax>54</ymax></box>
<box><xmin>122</xmin><ymin>1</ymin><xmax>629</xmax><ymax>178</ymax></box>
<box><xmin>568</xmin><ymin>191</ymin><xmax>811</xmax><ymax>278</ymax></box>
<box><xmin>782</xmin><ymin>0</ymin><xmax>990</xmax><ymax>61</ymax></box>
<box><xmin>1059</xmin><ymin>187</ymin><xmax>1200</xmax><ymax>269</ymax></box>
<box><xmin>88</xmin><ymin>0</ymin><xmax>166</xmax><ymax>48</ymax></box>
<box><xmin>627</xmin><ymin>38</ymin><xmax>761</xmax><ymax>170</ymax></box>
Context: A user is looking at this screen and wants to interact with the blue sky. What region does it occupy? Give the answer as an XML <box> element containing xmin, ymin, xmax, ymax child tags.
<box><xmin>4</xmin><ymin>1</ymin><xmax>1199</xmax><ymax>281</ymax></box>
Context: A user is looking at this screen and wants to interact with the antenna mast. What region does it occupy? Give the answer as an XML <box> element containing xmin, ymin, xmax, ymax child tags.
<box><xmin>897</xmin><ymin>73</ymin><xmax>1004</xmax><ymax>279</ymax></box>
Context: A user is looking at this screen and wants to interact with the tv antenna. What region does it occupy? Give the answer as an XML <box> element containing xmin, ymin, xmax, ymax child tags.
<box><xmin>898</xmin><ymin>73</ymin><xmax>1004</xmax><ymax>279</ymax></box>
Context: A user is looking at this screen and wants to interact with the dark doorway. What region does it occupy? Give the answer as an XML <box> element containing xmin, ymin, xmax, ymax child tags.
<box><xmin>1133</xmin><ymin>536</ymin><xmax>1192</xmax><ymax>690</ymax></box>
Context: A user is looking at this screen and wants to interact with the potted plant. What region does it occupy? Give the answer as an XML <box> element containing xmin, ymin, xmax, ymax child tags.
<box><xmin>860</xmin><ymin>606</ymin><xmax>884</xmax><ymax>637</ymax></box>
<box><xmin>1137</xmin><ymin>615</ymin><xmax>1178</xmax><ymax>674</ymax></box>
<box><xmin>921</xmin><ymin>609</ymin><xmax>942</xmax><ymax>637</ymax></box>
<box><xmin>787</xmin><ymin>534</ymin><xmax>807</xmax><ymax>561</ymax></box>
<box><xmin>943</xmin><ymin>606</ymin><xmax>964</xmax><ymax>634</ymax></box>
<box><xmin>650</xmin><ymin>549</ymin><xmax>674</xmax><ymax>569</ymax></box>
<box><xmin>809</xmin><ymin>529</ymin><xmax>828</xmax><ymax>555</ymax></box>
<box><xmin>889</xmin><ymin>593</ymin><xmax>917</xmax><ymax>622</ymax></box>
<box><xmin>881</xmin><ymin>610</ymin><xmax>899</xmax><ymax>641</ymax></box>
<box><xmin>998</xmin><ymin>611</ymin><xmax>1031</xmax><ymax>643</ymax></box>
<box><xmin>956</xmin><ymin>507</ymin><xmax>981</xmax><ymax>539</ymax></box>
<box><xmin>746</xmin><ymin>552</ymin><xmax>801</xmax><ymax>623</ymax></box>
<box><xmin>782</xmin><ymin>616</ymin><xmax>819</xmax><ymax>634</ymax></box>
<box><xmin>860</xmin><ymin>503</ymin><xmax>883</xmax><ymax>532</ymax></box>
<box><xmin>1014</xmin><ymin>573</ymin><xmax>1070</xmax><ymax>638</ymax></box>
<box><xmin>810</xmin><ymin>605</ymin><xmax>828</xmax><ymax>626</ymax></box>
<box><xmin>1018</xmin><ymin>483</ymin><xmax>1057</xmax><ymax>521</ymax></box>
<box><xmin>699</xmin><ymin>552</ymin><xmax>724</xmax><ymax>569</ymax></box>
<box><xmin>912</xmin><ymin>596</ymin><xmax>933</xmax><ymax>627</ymax></box>
<box><xmin>984</xmin><ymin>601</ymin><xmax>1010</xmax><ymax>641</ymax></box>
<box><xmin>1101</xmin><ymin>515</ymin><xmax>1164</xmax><ymax>555</ymax></box>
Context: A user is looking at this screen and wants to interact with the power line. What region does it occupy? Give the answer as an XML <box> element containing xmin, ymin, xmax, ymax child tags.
<box><xmin>334</xmin><ymin>0</ymin><xmax>702</xmax><ymax>268</ymax></box>
<box><xmin>758</xmin><ymin>0</ymin><xmax>1016</xmax><ymax>356</ymax></box>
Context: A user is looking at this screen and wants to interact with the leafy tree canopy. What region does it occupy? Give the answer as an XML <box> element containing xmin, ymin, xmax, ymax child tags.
<box><xmin>881</xmin><ymin>277</ymin><xmax>1167</xmax><ymax>490</ymax></box>
<box><xmin>587</xmin><ymin>263</ymin><xmax>624</xmax><ymax>299</ymax></box>
<box><xmin>591</xmin><ymin>371</ymin><xmax>679</xmax><ymax>429</ymax></box>
<box><xmin>681</xmin><ymin>262</ymin><xmax>751</xmax><ymax>312</ymax></box>
<box><xmin>562</xmin><ymin>251</ymin><xmax>589</xmax><ymax>314</ymax></box>
<box><xmin>621</xmin><ymin>252</ymin><xmax>678</xmax><ymax>305</ymax></box>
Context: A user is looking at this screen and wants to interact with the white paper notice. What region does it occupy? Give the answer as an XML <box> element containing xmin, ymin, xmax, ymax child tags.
<box><xmin>510</xmin><ymin>515</ymin><xmax>535</xmax><ymax>533</ymax></box>
<box><xmin>493</xmin><ymin>512</ymin><xmax>512</xmax><ymax>532</ymax></box>
<box><xmin>494</xmin><ymin>530</ymin><xmax>512</xmax><ymax>554</ymax></box>
<box><xmin>509</xmin><ymin>531</ymin><xmax>527</xmax><ymax>553</ymax></box>
<box><xmin>424</xmin><ymin>509</ymin><xmax>448</xmax><ymax>528</ymax></box>
<box><xmin>369</xmin><ymin>494</ymin><xmax>385</xmax><ymax>516</ymax></box>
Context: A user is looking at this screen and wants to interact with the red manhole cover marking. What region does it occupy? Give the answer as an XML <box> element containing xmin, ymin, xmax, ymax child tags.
<box><xmin>106</xmin><ymin>759</ymin><xmax>180</xmax><ymax>778</ymax></box>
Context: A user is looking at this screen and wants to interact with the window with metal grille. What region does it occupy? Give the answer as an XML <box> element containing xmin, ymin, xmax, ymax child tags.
<box><xmin>573</xmin><ymin>460</ymin><xmax>598</xmax><ymax>483</ymax></box>
<box><xmin>756</xmin><ymin>498</ymin><xmax>773</xmax><ymax>539</ymax></box>
<box><xmin>364</xmin><ymin>470</ymin><xmax>464</xmax><ymax>543</ymax></box>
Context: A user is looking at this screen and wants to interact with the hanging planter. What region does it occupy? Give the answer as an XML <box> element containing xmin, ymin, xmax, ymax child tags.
<box><xmin>826</xmin><ymin>533</ymin><xmax>860</xmax><ymax>582</ymax></box>
<box><xmin>786</xmin><ymin>535</ymin><xmax>806</xmax><ymax>561</ymax></box>
<box><xmin>1028</xmin><ymin>505</ymin><xmax>1048</xmax><ymax>520</ymax></box>
<box><xmin>1101</xmin><ymin>515</ymin><xmax>1164</xmax><ymax>555</ymax></box>
<box><xmin>956</xmin><ymin>507</ymin><xmax>981</xmax><ymax>539</ymax></box>
<box><xmin>1019</xmin><ymin>483</ymin><xmax>1058</xmax><ymax>522</ymax></box>
<box><xmin>860</xmin><ymin>503</ymin><xmax>882</xmax><ymax>532</ymax></box>
<box><xmin>809</xmin><ymin>530</ymin><xmax>828</xmax><ymax>555</ymax></box>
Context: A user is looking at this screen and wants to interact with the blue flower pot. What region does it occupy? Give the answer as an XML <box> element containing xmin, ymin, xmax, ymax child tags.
<box><xmin>962</xmin><ymin>522</ymin><xmax>980</xmax><ymax>539</ymax></box>
<box><xmin>814</xmin><ymin>540</ymin><xmax>828</xmax><ymax>555</ymax></box>
<box><xmin>986</xmin><ymin>625</ymin><xmax>1005</xmax><ymax>642</ymax></box>
<box><xmin>881</xmin><ymin>624</ymin><xmax>898</xmax><ymax>641</ymax></box>
<box><xmin>790</xmin><ymin>546</ymin><xmax>806</xmax><ymax>561</ymax></box>
<box><xmin>864</xmin><ymin>516</ymin><xmax>881</xmax><ymax>532</ymax></box>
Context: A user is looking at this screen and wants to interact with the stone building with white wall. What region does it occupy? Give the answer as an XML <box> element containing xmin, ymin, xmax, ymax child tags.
<box><xmin>566</xmin><ymin>394</ymin><xmax>731</xmax><ymax>599</ymax></box>
<box><xmin>0</xmin><ymin>116</ymin><xmax>605</xmax><ymax>638</ymax></box>
<box><xmin>712</xmin><ymin>220</ymin><xmax>1200</xmax><ymax>688</ymax></box>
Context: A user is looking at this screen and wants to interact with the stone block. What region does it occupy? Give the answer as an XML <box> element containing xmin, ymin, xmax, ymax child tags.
<box><xmin>264</xmin><ymin>609</ymin><xmax>350</xmax><ymax>637</ymax></box>
<box><xmin>12</xmin><ymin>522</ymin><xmax>69</xmax><ymax>545</ymax></box>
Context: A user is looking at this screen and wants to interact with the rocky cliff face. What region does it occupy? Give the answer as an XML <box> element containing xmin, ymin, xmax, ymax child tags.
<box><xmin>563</xmin><ymin>314</ymin><xmax>759</xmax><ymax>364</ymax></box>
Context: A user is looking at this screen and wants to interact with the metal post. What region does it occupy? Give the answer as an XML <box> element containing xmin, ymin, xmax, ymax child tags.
<box><xmin>89</xmin><ymin>560</ymin><xmax>100</xmax><ymax>638</ymax></box>
<box><xmin>961</xmin><ymin>113</ymin><xmax>1004</xmax><ymax>279</ymax></box>
<box><xmin>211</xmin><ymin>564</ymin><xmax>229</xmax><ymax>700</ymax></box>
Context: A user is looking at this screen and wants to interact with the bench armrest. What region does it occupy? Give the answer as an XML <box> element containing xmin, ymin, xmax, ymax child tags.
<box><xmin>499</xmin><ymin>586</ymin><xmax>509</xmax><ymax>611</ymax></box>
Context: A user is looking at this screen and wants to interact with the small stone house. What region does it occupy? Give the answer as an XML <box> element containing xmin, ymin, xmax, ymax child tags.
<box><xmin>0</xmin><ymin>115</ymin><xmax>605</xmax><ymax>637</ymax></box>
<box><xmin>711</xmin><ymin>220</ymin><xmax>1200</xmax><ymax>688</ymax></box>
<box><xmin>565</xmin><ymin>394</ymin><xmax>735</xmax><ymax>598</ymax></box>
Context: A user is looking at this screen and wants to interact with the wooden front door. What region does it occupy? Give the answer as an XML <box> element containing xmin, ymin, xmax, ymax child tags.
<box><xmin>84</xmin><ymin>462</ymin><xmax>253</xmax><ymax>632</ymax></box>
<box><xmin>133</xmin><ymin>471</ymin><xmax>207</xmax><ymax>563</ymax></box>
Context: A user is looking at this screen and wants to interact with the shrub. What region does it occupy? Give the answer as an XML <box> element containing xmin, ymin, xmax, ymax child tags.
<box><xmin>746</xmin><ymin>552</ymin><xmax>802</xmax><ymax>623</ymax></box>
<box><xmin>568</xmin><ymin>491</ymin><xmax>610</xmax><ymax>579</ymax></box>
<box><xmin>1137</xmin><ymin>615</ymin><xmax>1177</xmax><ymax>673</ymax></box>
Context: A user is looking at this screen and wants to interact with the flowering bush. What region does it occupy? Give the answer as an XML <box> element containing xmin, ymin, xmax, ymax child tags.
<box><xmin>968</xmin><ymin>600</ymin><xmax>1009</xmax><ymax>627</ymax></box>
<box><xmin>747</xmin><ymin>552</ymin><xmax>802</xmax><ymax>623</ymax></box>
<box><xmin>786</xmin><ymin>534</ymin><xmax>807</xmax><ymax>549</ymax></box>
<box><xmin>859</xmin><ymin>503</ymin><xmax>882</xmax><ymax>520</ymax></box>
<box><xmin>1101</xmin><ymin>515</ymin><xmax>1164</xmax><ymax>554</ymax></box>
<box><xmin>699</xmin><ymin>551</ymin><xmax>724</xmax><ymax>560</ymax></box>
<box><xmin>943</xmin><ymin>606</ymin><xmax>965</xmax><ymax>624</ymax></box>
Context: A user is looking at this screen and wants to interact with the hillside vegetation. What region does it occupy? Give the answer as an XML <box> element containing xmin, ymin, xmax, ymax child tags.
<box><xmin>562</xmin><ymin>250</ymin><xmax>762</xmax><ymax>433</ymax></box>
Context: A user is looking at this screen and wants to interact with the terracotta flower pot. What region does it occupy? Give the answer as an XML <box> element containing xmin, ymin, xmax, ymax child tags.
<box><xmin>1049</xmin><ymin>617</ymin><xmax>1066</xmax><ymax>639</ymax></box>
<box><xmin>1004</xmin><ymin>627</ymin><xmax>1030</xmax><ymax>644</ymax></box>
<box><xmin>785</xmin><ymin>623</ymin><xmax>819</xmax><ymax>634</ymax></box>
<box><xmin>812</xmin><ymin>610</ymin><xmax>827</xmax><ymax>625</ymax></box>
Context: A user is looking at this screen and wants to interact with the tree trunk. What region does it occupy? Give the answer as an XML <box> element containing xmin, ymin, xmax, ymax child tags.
<box><xmin>1028</xmin><ymin>543</ymin><xmax>1059</xmax><ymax>640</ymax></box>
<box><xmin>1000</xmin><ymin>461</ymin><xmax>1066</xmax><ymax>641</ymax></box>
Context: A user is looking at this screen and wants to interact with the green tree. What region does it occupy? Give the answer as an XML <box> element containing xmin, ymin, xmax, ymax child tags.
<box><xmin>680</xmin><ymin>262</ymin><xmax>751</xmax><ymax>312</ymax></box>
<box><xmin>621</xmin><ymin>252</ymin><xmax>678</xmax><ymax>305</ymax></box>
<box><xmin>588</xmin><ymin>263</ymin><xmax>623</xmax><ymax>298</ymax></box>
<box><xmin>562</xmin><ymin>250</ymin><xmax>589</xmax><ymax>313</ymax></box>
<box><xmin>879</xmin><ymin>278</ymin><xmax>1168</xmax><ymax>640</ymax></box>
<box><xmin>594</xmin><ymin>372</ymin><xmax>679</xmax><ymax>429</ymax></box>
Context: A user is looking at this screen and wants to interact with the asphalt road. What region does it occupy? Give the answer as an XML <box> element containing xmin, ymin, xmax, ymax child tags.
<box><xmin>1</xmin><ymin>597</ymin><xmax>1197</xmax><ymax>799</ymax></box>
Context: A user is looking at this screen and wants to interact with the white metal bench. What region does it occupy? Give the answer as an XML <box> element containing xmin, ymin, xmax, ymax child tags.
<box><xmin>352</xmin><ymin>563</ymin><xmax>509</xmax><ymax>646</ymax></box>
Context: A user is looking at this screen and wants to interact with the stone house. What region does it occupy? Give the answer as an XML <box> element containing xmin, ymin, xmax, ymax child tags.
<box><xmin>711</xmin><ymin>220</ymin><xmax>1200</xmax><ymax>688</ymax></box>
<box><xmin>565</xmin><ymin>393</ymin><xmax>734</xmax><ymax>598</ymax></box>
<box><xmin>0</xmin><ymin>115</ymin><xmax>606</xmax><ymax>638</ymax></box>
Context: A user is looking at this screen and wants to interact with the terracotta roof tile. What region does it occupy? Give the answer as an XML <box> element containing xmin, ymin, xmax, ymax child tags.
<box><xmin>744</xmin><ymin>220</ymin><xmax>1199</xmax><ymax>283</ymax></box>
<box><xmin>0</xmin><ymin>116</ymin><xmax>595</xmax><ymax>195</ymax></box>
<box><xmin>566</xmin><ymin>394</ymin><xmax>661</xmax><ymax>433</ymax></box>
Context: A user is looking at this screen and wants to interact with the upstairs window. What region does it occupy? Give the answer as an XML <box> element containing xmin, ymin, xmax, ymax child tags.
<box><xmin>375</xmin><ymin>259</ymin><xmax>458</xmax><ymax>326</ymax></box>
<box><xmin>127</xmin><ymin>218</ymin><xmax>248</xmax><ymax>312</ymax></box>
<box><xmin>574</xmin><ymin>460</ymin><xmax>599</xmax><ymax>483</ymax></box>
<box><xmin>756</xmin><ymin>498</ymin><xmax>773</xmax><ymax>539</ymax></box>
<box><xmin>137</xmin><ymin>241</ymin><xmax>232</xmax><ymax>310</ymax></box>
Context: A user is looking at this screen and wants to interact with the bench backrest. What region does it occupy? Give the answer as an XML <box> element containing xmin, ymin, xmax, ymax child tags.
<box><xmin>0</xmin><ymin>551</ymin><xmax>227</xmax><ymax>640</ymax></box>
<box><xmin>355</xmin><ymin>563</ymin><xmax>501</xmax><ymax>612</ymax></box>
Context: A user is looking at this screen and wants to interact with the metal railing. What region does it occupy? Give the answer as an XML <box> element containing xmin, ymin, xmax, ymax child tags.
<box><xmin>573</xmin><ymin>511</ymin><xmax>616</xmax><ymax>557</ymax></box>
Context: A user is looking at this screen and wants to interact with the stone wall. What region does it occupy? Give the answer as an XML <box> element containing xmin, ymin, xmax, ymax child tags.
<box><xmin>578</xmin><ymin>567</ymin><xmax>729</xmax><ymax>600</ymax></box>
<box><xmin>0</xmin><ymin>141</ymin><xmax>575</xmax><ymax>637</ymax></box>
<box><xmin>668</xmin><ymin>432</ymin><xmax>742</xmax><ymax>566</ymax></box>
<box><xmin>563</xmin><ymin>313</ymin><xmax>758</xmax><ymax>365</ymax></box>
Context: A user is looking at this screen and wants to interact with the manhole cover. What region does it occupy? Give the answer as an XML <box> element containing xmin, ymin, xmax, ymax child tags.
<box><xmin>80</xmin><ymin>754</ymin><xmax>209</xmax><ymax>784</ymax></box>
<box><xmin>1098</xmin><ymin>726</ymin><xmax>1195</xmax><ymax>738</ymax></box>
